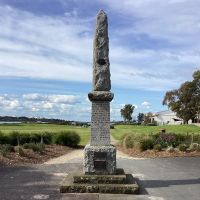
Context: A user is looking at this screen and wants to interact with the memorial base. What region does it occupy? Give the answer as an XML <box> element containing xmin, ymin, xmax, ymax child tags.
<box><xmin>60</xmin><ymin>169</ymin><xmax>139</xmax><ymax>194</ymax></box>
<box><xmin>84</xmin><ymin>144</ymin><xmax>116</xmax><ymax>175</ymax></box>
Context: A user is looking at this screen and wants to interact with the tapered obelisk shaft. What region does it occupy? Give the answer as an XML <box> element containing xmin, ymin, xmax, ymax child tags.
<box><xmin>84</xmin><ymin>10</ymin><xmax>116</xmax><ymax>175</ymax></box>
<box><xmin>88</xmin><ymin>10</ymin><xmax>113</xmax><ymax>146</ymax></box>
<box><xmin>93</xmin><ymin>10</ymin><xmax>111</xmax><ymax>91</ymax></box>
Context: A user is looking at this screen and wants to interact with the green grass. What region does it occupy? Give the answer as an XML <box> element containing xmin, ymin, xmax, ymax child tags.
<box><xmin>0</xmin><ymin>123</ymin><xmax>90</xmax><ymax>146</ymax></box>
<box><xmin>111</xmin><ymin>125</ymin><xmax>200</xmax><ymax>140</ymax></box>
<box><xmin>1</xmin><ymin>123</ymin><xmax>200</xmax><ymax>145</ymax></box>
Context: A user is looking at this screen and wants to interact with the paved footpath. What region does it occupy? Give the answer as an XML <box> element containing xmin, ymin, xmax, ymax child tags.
<box><xmin>0</xmin><ymin>150</ymin><xmax>200</xmax><ymax>200</ymax></box>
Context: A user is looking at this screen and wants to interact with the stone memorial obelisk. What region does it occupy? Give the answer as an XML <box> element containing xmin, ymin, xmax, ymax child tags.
<box><xmin>60</xmin><ymin>10</ymin><xmax>139</xmax><ymax>194</ymax></box>
<box><xmin>84</xmin><ymin>10</ymin><xmax>116</xmax><ymax>175</ymax></box>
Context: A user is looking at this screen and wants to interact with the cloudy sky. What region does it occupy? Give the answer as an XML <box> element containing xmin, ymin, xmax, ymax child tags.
<box><xmin>0</xmin><ymin>0</ymin><xmax>199</xmax><ymax>121</ymax></box>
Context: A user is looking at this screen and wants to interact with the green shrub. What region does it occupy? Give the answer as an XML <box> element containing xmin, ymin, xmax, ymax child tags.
<box><xmin>110</xmin><ymin>125</ymin><xmax>115</xmax><ymax>129</ymax></box>
<box><xmin>120</xmin><ymin>133</ymin><xmax>129</xmax><ymax>145</ymax></box>
<box><xmin>29</xmin><ymin>133</ymin><xmax>41</xmax><ymax>143</ymax></box>
<box><xmin>176</xmin><ymin>134</ymin><xmax>189</xmax><ymax>144</ymax></box>
<box><xmin>178</xmin><ymin>144</ymin><xmax>188</xmax><ymax>152</ymax></box>
<box><xmin>19</xmin><ymin>132</ymin><xmax>34</xmax><ymax>144</ymax></box>
<box><xmin>139</xmin><ymin>138</ymin><xmax>154</xmax><ymax>151</ymax></box>
<box><xmin>166</xmin><ymin>146</ymin><xmax>175</xmax><ymax>153</ymax></box>
<box><xmin>0</xmin><ymin>144</ymin><xmax>14</xmax><ymax>156</ymax></box>
<box><xmin>32</xmin><ymin>143</ymin><xmax>45</xmax><ymax>153</ymax></box>
<box><xmin>153</xmin><ymin>133</ymin><xmax>185</xmax><ymax>148</ymax></box>
<box><xmin>189</xmin><ymin>143</ymin><xmax>200</xmax><ymax>151</ymax></box>
<box><xmin>23</xmin><ymin>143</ymin><xmax>45</xmax><ymax>153</ymax></box>
<box><xmin>54</xmin><ymin>131</ymin><xmax>80</xmax><ymax>147</ymax></box>
<box><xmin>25</xmin><ymin>132</ymin><xmax>52</xmax><ymax>144</ymax></box>
<box><xmin>1</xmin><ymin>131</ymin><xmax>53</xmax><ymax>146</ymax></box>
<box><xmin>1</xmin><ymin>132</ymin><xmax>30</xmax><ymax>145</ymax></box>
<box><xmin>123</xmin><ymin>134</ymin><xmax>134</xmax><ymax>148</ymax></box>
<box><xmin>23</xmin><ymin>143</ymin><xmax>35</xmax><ymax>149</ymax></box>
<box><xmin>153</xmin><ymin>144</ymin><xmax>162</xmax><ymax>151</ymax></box>
<box><xmin>14</xmin><ymin>146</ymin><xmax>27</xmax><ymax>156</ymax></box>
<box><xmin>15</xmin><ymin>146</ymin><xmax>26</xmax><ymax>156</ymax></box>
<box><xmin>40</xmin><ymin>132</ymin><xmax>53</xmax><ymax>144</ymax></box>
<box><xmin>0</xmin><ymin>132</ymin><xmax>7</xmax><ymax>144</ymax></box>
<box><xmin>0</xmin><ymin>131</ymin><xmax>21</xmax><ymax>146</ymax></box>
<box><xmin>190</xmin><ymin>134</ymin><xmax>200</xmax><ymax>144</ymax></box>
<box><xmin>196</xmin><ymin>145</ymin><xmax>200</xmax><ymax>152</ymax></box>
<box><xmin>8</xmin><ymin>131</ymin><xmax>20</xmax><ymax>146</ymax></box>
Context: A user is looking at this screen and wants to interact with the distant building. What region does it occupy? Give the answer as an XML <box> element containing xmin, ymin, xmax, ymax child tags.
<box><xmin>151</xmin><ymin>110</ymin><xmax>183</xmax><ymax>125</ymax></box>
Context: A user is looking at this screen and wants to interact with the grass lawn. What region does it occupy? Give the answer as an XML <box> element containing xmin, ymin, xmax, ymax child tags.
<box><xmin>1</xmin><ymin>123</ymin><xmax>200</xmax><ymax>145</ymax></box>
<box><xmin>111</xmin><ymin>125</ymin><xmax>200</xmax><ymax>140</ymax></box>
<box><xmin>0</xmin><ymin>123</ymin><xmax>90</xmax><ymax>146</ymax></box>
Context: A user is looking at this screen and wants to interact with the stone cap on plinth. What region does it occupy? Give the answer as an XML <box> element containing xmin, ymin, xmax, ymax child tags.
<box><xmin>88</xmin><ymin>91</ymin><xmax>114</xmax><ymax>102</ymax></box>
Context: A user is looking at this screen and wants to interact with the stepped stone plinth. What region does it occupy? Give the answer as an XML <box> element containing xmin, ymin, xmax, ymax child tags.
<box><xmin>60</xmin><ymin>169</ymin><xmax>139</xmax><ymax>194</ymax></box>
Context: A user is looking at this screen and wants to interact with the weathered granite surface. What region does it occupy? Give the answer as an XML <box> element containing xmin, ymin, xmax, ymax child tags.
<box><xmin>90</xmin><ymin>101</ymin><xmax>110</xmax><ymax>146</ymax></box>
<box><xmin>60</xmin><ymin>172</ymin><xmax>139</xmax><ymax>194</ymax></box>
<box><xmin>73</xmin><ymin>169</ymin><xmax>126</xmax><ymax>184</ymax></box>
<box><xmin>93</xmin><ymin>10</ymin><xmax>111</xmax><ymax>91</ymax></box>
<box><xmin>84</xmin><ymin>10</ymin><xmax>116</xmax><ymax>175</ymax></box>
<box><xmin>84</xmin><ymin>144</ymin><xmax>116</xmax><ymax>175</ymax></box>
<box><xmin>88</xmin><ymin>91</ymin><xmax>114</xmax><ymax>102</ymax></box>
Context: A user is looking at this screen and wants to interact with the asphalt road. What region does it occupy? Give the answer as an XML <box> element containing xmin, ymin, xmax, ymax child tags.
<box><xmin>0</xmin><ymin>156</ymin><xmax>200</xmax><ymax>200</ymax></box>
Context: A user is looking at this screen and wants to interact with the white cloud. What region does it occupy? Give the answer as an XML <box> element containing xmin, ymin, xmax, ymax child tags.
<box><xmin>41</xmin><ymin>102</ymin><xmax>53</xmax><ymax>110</ymax></box>
<box><xmin>48</xmin><ymin>95</ymin><xmax>80</xmax><ymax>104</ymax></box>
<box><xmin>0</xmin><ymin>93</ymin><xmax>90</xmax><ymax>120</ymax></box>
<box><xmin>141</xmin><ymin>101</ymin><xmax>151</xmax><ymax>109</ymax></box>
<box><xmin>31</xmin><ymin>107</ymin><xmax>40</xmax><ymax>112</ymax></box>
<box><xmin>0</xmin><ymin>5</ymin><xmax>92</xmax><ymax>82</ymax></box>
<box><xmin>0</xmin><ymin>95</ymin><xmax>20</xmax><ymax>110</ymax></box>
<box><xmin>0</xmin><ymin>2</ymin><xmax>199</xmax><ymax>92</ymax></box>
<box><xmin>103</xmin><ymin>0</ymin><xmax>200</xmax><ymax>90</ymax></box>
<box><xmin>23</xmin><ymin>93</ymin><xmax>80</xmax><ymax>104</ymax></box>
<box><xmin>133</xmin><ymin>104</ymin><xmax>138</xmax><ymax>109</ymax></box>
<box><xmin>22</xmin><ymin>93</ymin><xmax>81</xmax><ymax>115</ymax></box>
<box><xmin>103</xmin><ymin>0</ymin><xmax>200</xmax><ymax>44</ymax></box>
<box><xmin>23</xmin><ymin>93</ymin><xmax>46</xmax><ymax>101</ymax></box>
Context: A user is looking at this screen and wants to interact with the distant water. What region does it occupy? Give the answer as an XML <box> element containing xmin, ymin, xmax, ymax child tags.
<box><xmin>0</xmin><ymin>121</ymin><xmax>21</xmax><ymax>124</ymax></box>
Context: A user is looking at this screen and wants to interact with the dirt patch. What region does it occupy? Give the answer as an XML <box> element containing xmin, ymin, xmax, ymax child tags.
<box><xmin>0</xmin><ymin>145</ymin><xmax>73</xmax><ymax>166</ymax></box>
<box><xmin>117</xmin><ymin>145</ymin><xmax>200</xmax><ymax>158</ymax></box>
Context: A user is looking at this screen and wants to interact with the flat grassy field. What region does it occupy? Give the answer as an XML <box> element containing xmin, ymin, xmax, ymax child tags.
<box><xmin>1</xmin><ymin>123</ymin><xmax>200</xmax><ymax>145</ymax></box>
<box><xmin>0</xmin><ymin>123</ymin><xmax>90</xmax><ymax>146</ymax></box>
<box><xmin>111</xmin><ymin>125</ymin><xmax>200</xmax><ymax>140</ymax></box>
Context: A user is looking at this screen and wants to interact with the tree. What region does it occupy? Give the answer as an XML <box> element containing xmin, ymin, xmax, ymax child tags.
<box><xmin>144</xmin><ymin>112</ymin><xmax>153</xmax><ymax>124</ymax></box>
<box><xmin>193</xmin><ymin>70</ymin><xmax>200</xmax><ymax>122</ymax></box>
<box><xmin>163</xmin><ymin>70</ymin><xmax>200</xmax><ymax>124</ymax></box>
<box><xmin>120</xmin><ymin>104</ymin><xmax>135</xmax><ymax>122</ymax></box>
<box><xmin>137</xmin><ymin>113</ymin><xmax>145</xmax><ymax>124</ymax></box>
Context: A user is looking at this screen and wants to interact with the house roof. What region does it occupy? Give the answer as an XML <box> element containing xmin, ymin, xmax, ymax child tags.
<box><xmin>153</xmin><ymin>110</ymin><xmax>183</xmax><ymax>120</ymax></box>
<box><xmin>155</xmin><ymin>110</ymin><xmax>175</xmax><ymax>115</ymax></box>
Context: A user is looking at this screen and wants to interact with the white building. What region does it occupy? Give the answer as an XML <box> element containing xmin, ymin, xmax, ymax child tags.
<box><xmin>152</xmin><ymin>110</ymin><xmax>183</xmax><ymax>125</ymax></box>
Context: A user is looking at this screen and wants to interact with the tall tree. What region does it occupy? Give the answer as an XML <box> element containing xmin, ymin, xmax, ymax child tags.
<box><xmin>137</xmin><ymin>112</ymin><xmax>145</xmax><ymax>124</ymax></box>
<box><xmin>144</xmin><ymin>112</ymin><xmax>153</xmax><ymax>124</ymax></box>
<box><xmin>120</xmin><ymin>104</ymin><xmax>135</xmax><ymax>122</ymax></box>
<box><xmin>193</xmin><ymin>70</ymin><xmax>200</xmax><ymax>122</ymax></box>
<box><xmin>163</xmin><ymin>70</ymin><xmax>200</xmax><ymax>124</ymax></box>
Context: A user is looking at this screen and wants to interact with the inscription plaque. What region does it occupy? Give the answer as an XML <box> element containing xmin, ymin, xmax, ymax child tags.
<box><xmin>94</xmin><ymin>152</ymin><xmax>107</xmax><ymax>160</ymax></box>
<box><xmin>94</xmin><ymin>152</ymin><xmax>107</xmax><ymax>171</ymax></box>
